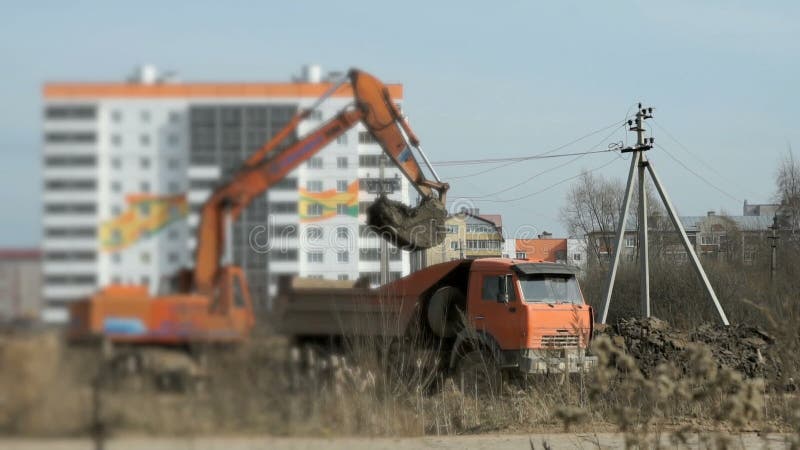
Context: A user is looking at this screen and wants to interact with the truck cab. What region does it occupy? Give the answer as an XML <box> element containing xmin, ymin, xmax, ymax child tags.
<box><xmin>458</xmin><ymin>259</ymin><xmax>595</xmax><ymax>374</ymax></box>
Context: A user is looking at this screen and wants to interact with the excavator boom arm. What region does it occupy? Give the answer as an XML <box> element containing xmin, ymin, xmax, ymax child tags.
<box><xmin>193</xmin><ymin>69</ymin><xmax>448</xmax><ymax>294</ymax></box>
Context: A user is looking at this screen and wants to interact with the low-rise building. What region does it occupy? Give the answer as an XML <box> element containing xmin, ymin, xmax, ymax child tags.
<box><xmin>513</xmin><ymin>233</ymin><xmax>587</xmax><ymax>272</ymax></box>
<box><xmin>425</xmin><ymin>210</ymin><xmax>504</xmax><ymax>265</ymax></box>
<box><xmin>586</xmin><ymin>210</ymin><xmax>772</xmax><ymax>266</ymax></box>
<box><xmin>0</xmin><ymin>249</ymin><xmax>42</xmax><ymax>323</ymax></box>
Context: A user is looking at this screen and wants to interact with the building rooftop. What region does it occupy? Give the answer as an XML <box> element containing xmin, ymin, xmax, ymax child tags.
<box><xmin>43</xmin><ymin>64</ymin><xmax>403</xmax><ymax>99</ymax></box>
<box><xmin>680</xmin><ymin>215</ymin><xmax>773</xmax><ymax>232</ymax></box>
<box><xmin>478</xmin><ymin>214</ymin><xmax>502</xmax><ymax>229</ymax></box>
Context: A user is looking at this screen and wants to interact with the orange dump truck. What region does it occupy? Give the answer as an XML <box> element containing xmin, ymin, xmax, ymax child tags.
<box><xmin>274</xmin><ymin>258</ymin><xmax>597</xmax><ymax>377</ymax></box>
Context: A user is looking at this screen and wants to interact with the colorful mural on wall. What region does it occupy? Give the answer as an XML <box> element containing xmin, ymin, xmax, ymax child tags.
<box><xmin>100</xmin><ymin>193</ymin><xmax>188</xmax><ymax>252</ymax></box>
<box><xmin>299</xmin><ymin>180</ymin><xmax>359</xmax><ymax>222</ymax></box>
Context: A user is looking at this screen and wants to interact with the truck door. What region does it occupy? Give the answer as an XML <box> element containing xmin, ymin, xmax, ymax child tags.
<box><xmin>469</xmin><ymin>272</ymin><xmax>524</xmax><ymax>350</ymax></box>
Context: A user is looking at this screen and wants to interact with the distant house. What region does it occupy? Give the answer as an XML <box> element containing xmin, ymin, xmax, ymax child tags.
<box><xmin>743</xmin><ymin>200</ymin><xmax>780</xmax><ymax>218</ymax></box>
<box><xmin>515</xmin><ymin>233</ymin><xmax>567</xmax><ymax>263</ymax></box>
<box><xmin>0</xmin><ymin>249</ymin><xmax>42</xmax><ymax>323</ymax></box>
<box><xmin>514</xmin><ymin>233</ymin><xmax>587</xmax><ymax>272</ymax></box>
<box><xmin>586</xmin><ymin>210</ymin><xmax>772</xmax><ymax>266</ymax></box>
<box><xmin>424</xmin><ymin>209</ymin><xmax>504</xmax><ymax>266</ymax></box>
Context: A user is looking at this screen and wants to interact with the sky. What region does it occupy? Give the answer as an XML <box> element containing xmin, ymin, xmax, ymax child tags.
<box><xmin>2</xmin><ymin>0</ymin><xmax>798</xmax><ymax>245</ymax></box>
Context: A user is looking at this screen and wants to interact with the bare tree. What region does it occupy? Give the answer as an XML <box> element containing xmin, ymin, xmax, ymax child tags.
<box><xmin>560</xmin><ymin>170</ymin><xmax>666</xmax><ymax>264</ymax></box>
<box><xmin>775</xmin><ymin>147</ymin><xmax>800</xmax><ymax>232</ymax></box>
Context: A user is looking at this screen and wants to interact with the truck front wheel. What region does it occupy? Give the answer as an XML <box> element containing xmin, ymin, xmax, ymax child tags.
<box><xmin>454</xmin><ymin>349</ymin><xmax>503</xmax><ymax>396</ymax></box>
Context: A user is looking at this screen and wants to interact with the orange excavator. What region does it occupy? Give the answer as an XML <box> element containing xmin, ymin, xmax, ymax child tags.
<box><xmin>68</xmin><ymin>69</ymin><xmax>449</xmax><ymax>345</ymax></box>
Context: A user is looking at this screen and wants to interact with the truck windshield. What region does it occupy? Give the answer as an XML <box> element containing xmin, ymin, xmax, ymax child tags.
<box><xmin>518</xmin><ymin>275</ymin><xmax>582</xmax><ymax>304</ymax></box>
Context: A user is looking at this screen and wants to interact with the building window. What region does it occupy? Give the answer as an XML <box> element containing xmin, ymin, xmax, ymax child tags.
<box><xmin>271</xmin><ymin>202</ymin><xmax>298</xmax><ymax>214</ymax></box>
<box><xmin>337</xmin><ymin>251</ymin><xmax>349</xmax><ymax>263</ymax></box>
<box><xmin>573</xmin><ymin>253</ymin><xmax>582</xmax><ymax>261</ymax></box>
<box><xmin>111</xmin><ymin>205</ymin><xmax>122</xmax><ymax>216</ymax></box>
<box><xmin>112</xmin><ymin>253</ymin><xmax>121</xmax><ymax>264</ymax></box>
<box><xmin>168</xmin><ymin>134</ymin><xmax>180</xmax><ymax>146</ymax></box>
<box><xmin>309</xmin><ymin>110</ymin><xmax>322</xmax><ymax>121</ymax></box>
<box><xmin>273</xmin><ymin>178</ymin><xmax>298</xmax><ymax>190</ymax></box>
<box><xmin>308</xmin><ymin>274</ymin><xmax>324</xmax><ymax>279</ymax></box>
<box><xmin>446</xmin><ymin>225</ymin><xmax>459</xmax><ymax>234</ymax></box>
<box><xmin>516</xmin><ymin>252</ymin><xmax>527</xmax><ymax>259</ymax></box>
<box><xmin>140</xmin><ymin>134</ymin><xmax>150</xmax><ymax>146</ymax></box>
<box><xmin>466</xmin><ymin>240</ymin><xmax>502</xmax><ymax>250</ymax></box>
<box><xmin>111</xmin><ymin>110</ymin><xmax>122</xmax><ymax>123</ymax></box>
<box><xmin>625</xmin><ymin>237</ymin><xmax>636</xmax><ymax>248</ymax></box>
<box><xmin>306</xmin><ymin>203</ymin><xmax>323</xmax><ymax>217</ymax></box>
<box><xmin>140</xmin><ymin>157</ymin><xmax>150</xmax><ymax>169</ymax></box>
<box><xmin>141</xmin><ymin>111</ymin><xmax>151</xmax><ymax>122</ymax></box>
<box><xmin>111</xmin><ymin>157</ymin><xmax>121</xmax><ymax>169</ymax></box>
<box><xmin>45</xmin><ymin>179</ymin><xmax>96</xmax><ymax>190</ymax></box>
<box><xmin>167</xmin><ymin>158</ymin><xmax>180</xmax><ymax>170</ymax></box>
<box><xmin>111</xmin><ymin>134</ymin><xmax>122</xmax><ymax>146</ymax></box>
<box><xmin>140</xmin><ymin>181</ymin><xmax>150</xmax><ymax>193</ymax></box>
<box><xmin>307</xmin><ymin>157</ymin><xmax>323</xmax><ymax>169</ymax></box>
<box><xmin>169</xmin><ymin>111</ymin><xmax>180</xmax><ymax>123</ymax></box>
<box><xmin>336</xmin><ymin>180</ymin><xmax>348</xmax><ymax>192</ymax></box>
<box><xmin>359</xmin><ymin>131</ymin><xmax>378</xmax><ymax>144</ymax></box>
<box><xmin>168</xmin><ymin>252</ymin><xmax>179</xmax><ymax>264</ymax></box>
<box><xmin>307</xmin><ymin>251</ymin><xmax>323</xmax><ymax>263</ymax></box>
<box><xmin>336</xmin><ymin>203</ymin><xmax>348</xmax><ymax>215</ymax></box>
<box><xmin>336</xmin><ymin>227</ymin><xmax>349</xmax><ymax>239</ymax></box>
<box><xmin>337</xmin><ymin>135</ymin><xmax>348</xmax><ymax>146</ymax></box>
<box><xmin>450</xmin><ymin>241</ymin><xmax>460</xmax><ymax>250</ymax></box>
<box><xmin>337</xmin><ymin>274</ymin><xmax>349</xmax><ymax>281</ymax></box>
<box><xmin>306</xmin><ymin>226</ymin><xmax>323</xmax><ymax>240</ymax></box>
<box><xmin>111</xmin><ymin>181</ymin><xmax>121</xmax><ymax>192</ymax></box>
<box><xmin>45</xmin><ymin>155</ymin><xmax>96</xmax><ymax>167</ymax></box>
<box><xmin>141</xmin><ymin>252</ymin><xmax>150</xmax><ymax>263</ymax></box>
<box><xmin>141</xmin><ymin>275</ymin><xmax>150</xmax><ymax>287</ymax></box>
<box><xmin>44</xmin><ymin>203</ymin><xmax>96</xmax><ymax>214</ymax></box>
<box><xmin>337</xmin><ymin>157</ymin><xmax>349</xmax><ymax>169</ymax></box>
<box><xmin>306</xmin><ymin>180</ymin><xmax>323</xmax><ymax>192</ymax></box>
<box><xmin>45</xmin><ymin>132</ymin><xmax>96</xmax><ymax>143</ymax></box>
<box><xmin>45</xmin><ymin>105</ymin><xmax>96</xmax><ymax>120</ymax></box>
<box><xmin>466</xmin><ymin>224</ymin><xmax>494</xmax><ymax>234</ymax></box>
<box><xmin>168</xmin><ymin>182</ymin><xmax>180</xmax><ymax>193</ymax></box>
<box><xmin>700</xmin><ymin>235</ymin><xmax>718</xmax><ymax>245</ymax></box>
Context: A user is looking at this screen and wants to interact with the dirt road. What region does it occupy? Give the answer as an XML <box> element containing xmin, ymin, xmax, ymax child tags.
<box><xmin>0</xmin><ymin>433</ymin><xmax>791</xmax><ymax>450</ymax></box>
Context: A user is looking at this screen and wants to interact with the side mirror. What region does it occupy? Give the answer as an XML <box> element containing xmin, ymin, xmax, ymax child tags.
<box><xmin>497</xmin><ymin>275</ymin><xmax>511</xmax><ymax>303</ymax></box>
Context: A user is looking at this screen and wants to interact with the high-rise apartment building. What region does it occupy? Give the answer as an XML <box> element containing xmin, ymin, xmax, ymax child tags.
<box><xmin>41</xmin><ymin>64</ymin><xmax>410</xmax><ymax>321</ymax></box>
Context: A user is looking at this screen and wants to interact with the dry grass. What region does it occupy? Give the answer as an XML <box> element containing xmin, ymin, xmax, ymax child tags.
<box><xmin>2</xmin><ymin>245</ymin><xmax>800</xmax><ymax>446</ymax></box>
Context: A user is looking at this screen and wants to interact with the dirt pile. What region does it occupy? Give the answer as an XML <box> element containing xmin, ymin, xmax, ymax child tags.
<box><xmin>366</xmin><ymin>195</ymin><xmax>446</xmax><ymax>250</ymax></box>
<box><xmin>601</xmin><ymin>317</ymin><xmax>781</xmax><ymax>382</ymax></box>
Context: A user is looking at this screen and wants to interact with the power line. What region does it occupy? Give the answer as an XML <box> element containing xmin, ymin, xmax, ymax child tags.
<box><xmin>440</xmin><ymin>120</ymin><xmax>625</xmax><ymax>180</ymax></box>
<box><xmin>433</xmin><ymin>148</ymin><xmax>617</xmax><ymax>166</ymax></box>
<box><xmin>651</xmin><ymin>119</ymin><xmax>756</xmax><ymax>200</ymax></box>
<box><xmin>461</xmin><ymin>122</ymin><xmax>625</xmax><ymax>199</ymax></box>
<box><xmin>467</xmin><ymin>154</ymin><xmax>621</xmax><ymax>204</ymax></box>
<box><xmin>655</xmin><ymin>143</ymin><xmax>741</xmax><ymax>203</ymax></box>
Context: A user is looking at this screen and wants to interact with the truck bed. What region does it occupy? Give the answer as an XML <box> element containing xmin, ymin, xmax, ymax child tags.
<box><xmin>272</xmin><ymin>260</ymin><xmax>467</xmax><ymax>338</ymax></box>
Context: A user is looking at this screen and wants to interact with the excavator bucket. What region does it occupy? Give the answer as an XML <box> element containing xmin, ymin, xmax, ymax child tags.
<box><xmin>366</xmin><ymin>195</ymin><xmax>447</xmax><ymax>250</ymax></box>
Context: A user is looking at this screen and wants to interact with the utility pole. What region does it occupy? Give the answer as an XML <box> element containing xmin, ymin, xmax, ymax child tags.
<box><xmin>768</xmin><ymin>214</ymin><xmax>779</xmax><ymax>283</ymax></box>
<box><xmin>599</xmin><ymin>104</ymin><xmax>729</xmax><ymax>326</ymax></box>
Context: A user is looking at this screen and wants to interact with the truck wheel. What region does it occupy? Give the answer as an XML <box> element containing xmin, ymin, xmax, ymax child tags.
<box><xmin>454</xmin><ymin>350</ymin><xmax>503</xmax><ymax>396</ymax></box>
